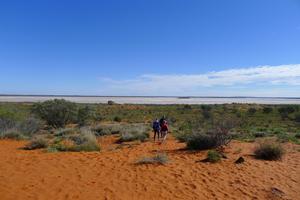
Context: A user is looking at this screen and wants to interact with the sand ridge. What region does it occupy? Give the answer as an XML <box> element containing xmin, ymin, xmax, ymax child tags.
<box><xmin>0</xmin><ymin>135</ymin><xmax>299</xmax><ymax>200</ymax></box>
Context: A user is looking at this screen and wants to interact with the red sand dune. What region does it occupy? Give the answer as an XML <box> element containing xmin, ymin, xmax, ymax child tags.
<box><xmin>0</xmin><ymin>135</ymin><xmax>299</xmax><ymax>200</ymax></box>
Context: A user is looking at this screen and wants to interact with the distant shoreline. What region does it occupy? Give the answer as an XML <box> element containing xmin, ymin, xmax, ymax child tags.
<box><xmin>1</xmin><ymin>95</ymin><xmax>300</xmax><ymax>104</ymax></box>
<box><xmin>0</xmin><ymin>94</ymin><xmax>299</xmax><ymax>99</ymax></box>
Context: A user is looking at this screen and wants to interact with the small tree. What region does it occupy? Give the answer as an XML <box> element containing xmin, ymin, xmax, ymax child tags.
<box><xmin>32</xmin><ymin>99</ymin><xmax>78</xmax><ymax>128</ymax></box>
<box><xmin>262</xmin><ymin>107</ymin><xmax>273</xmax><ymax>114</ymax></box>
<box><xmin>247</xmin><ymin>108</ymin><xmax>257</xmax><ymax>115</ymax></box>
<box><xmin>77</xmin><ymin>106</ymin><xmax>92</xmax><ymax>126</ymax></box>
<box><xmin>278</xmin><ymin>106</ymin><xmax>296</xmax><ymax>119</ymax></box>
<box><xmin>295</xmin><ymin>113</ymin><xmax>300</xmax><ymax>123</ymax></box>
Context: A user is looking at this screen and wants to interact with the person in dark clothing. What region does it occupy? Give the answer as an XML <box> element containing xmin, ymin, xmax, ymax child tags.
<box><xmin>152</xmin><ymin>118</ymin><xmax>160</xmax><ymax>141</ymax></box>
<box><xmin>160</xmin><ymin>120</ymin><xmax>169</xmax><ymax>144</ymax></box>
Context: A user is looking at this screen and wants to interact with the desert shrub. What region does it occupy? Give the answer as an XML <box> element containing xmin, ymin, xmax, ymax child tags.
<box><xmin>119</xmin><ymin>131</ymin><xmax>149</xmax><ymax>142</ymax></box>
<box><xmin>17</xmin><ymin>117</ymin><xmax>43</xmax><ymax>136</ymax></box>
<box><xmin>262</xmin><ymin>107</ymin><xmax>273</xmax><ymax>114</ymax></box>
<box><xmin>254</xmin><ymin>142</ymin><xmax>284</xmax><ymax>160</ymax></box>
<box><xmin>183</xmin><ymin>104</ymin><xmax>192</xmax><ymax>109</ymax></box>
<box><xmin>276</xmin><ymin>132</ymin><xmax>289</xmax><ymax>143</ymax></box>
<box><xmin>202</xmin><ymin>109</ymin><xmax>211</xmax><ymax>119</ymax></box>
<box><xmin>174</xmin><ymin>132</ymin><xmax>189</xmax><ymax>142</ymax></box>
<box><xmin>107</xmin><ymin>100</ymin><xmax>115</xmax><ymax>105</ymax></box>
<box><xmin>201</xmin><ymin>105</ymin><xmax>212</xmax><ymax>111</ymax></box>
<box><xmin>0</xmin><ymin>129</ymin><xmax>25</xmax><ymax>140</ymax></box>
<box><xmin>278</xmin><ymin>106</ymin><xmax>296</xmax><ymax>114</ymax></box>
<box><xmin>278</xmin><ymin>106</ymin><xmax>296</xmax><ymax>120</ymax></box>
<box><xmin>24</xmin><ymin>138</ymin><xmax>48</xmax><ymax>150</ymax></box>
<box><xmin>247</xmin><ymin>108</ymin><xmax>257</xmax><ymax>115</ymax></box>
<box><xmin>54</xmin><ymin>128</ymin><xmax>78</xmax><ymax>137</ymax></box>
<box><xmin>294</xmin><ymin>113</ymin><xmax>300</xmax><ymax>123</ymax></box>
<box><xmin>91</xmin><ymin>124</ymin><xmax>119</xmax><ymax>136</ymax></box>
<box><xmin>32</xmin><ymin>99</ymin><xmax>78</xmax><ymax>128</ymax></box>
<box><xmin>77</xmin><ymin>106</ymin><xmax>92</xmax><ymax>126</ymax></box>
<box><xmin>186</xmin><ymin>120</ymin><xmax>234</xmax><ymax>150</ymax></box>
<box><xmin>0</xmin><ymin>116</ymin><xmax>16</xmax><ymax>133</ymax></box>
<box><xmin>136</xmin><ymin>153</ymin><xmax>168</xmax><ymax>165</ymax></box>
<box><xmin>113</xmin><ymin>116</ymin><xmax>122</xmax><ymax>122</ymax></box>
<box><xmin>186</xmin><ymin>133</ymin><xmax>217</xmax><ymax>150</ymax></box>
<box><xmin>50</xmin><ymin>129</ymin><xmax>100</xmax><ymax>152</ymax></box>
<box><xmin>206</xmin><ymin>150</ymin><xmax>221</xmax><ymax>163</ymax></box>
<box><xmin>253</xmin><ymin>132</ymin><xmax>266</xmax><ymax>138</ymax></box>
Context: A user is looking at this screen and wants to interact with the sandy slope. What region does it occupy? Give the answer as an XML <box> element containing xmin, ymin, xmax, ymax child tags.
<box><xmin>0</xmin><ymin>135</ymin><xmax>299</xmax><ymax>200</ymax></box>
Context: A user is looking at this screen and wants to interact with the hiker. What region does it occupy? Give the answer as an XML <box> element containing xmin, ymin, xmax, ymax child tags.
<box><xmin>152</xmin><ymin>118</ymin><xmax>161</xmax><ymax>141</ymax></box>
<box><xmin>160</xmin><ymin>119</ymin><xmax>169</xmax><ymax>144</ymax></box>
<box><xmin>159</xmin><ymin>116</ymin><xmax>166</xmax><ymax>128</ymax></box>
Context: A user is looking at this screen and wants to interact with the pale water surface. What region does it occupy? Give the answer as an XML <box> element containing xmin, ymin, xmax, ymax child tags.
<box><xmin>0</xmin><ymin>96</ymin><xmax>299</xmax><ymax>104</ymax></box>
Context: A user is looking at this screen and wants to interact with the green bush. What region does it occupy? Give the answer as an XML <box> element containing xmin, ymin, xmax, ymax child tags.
<box><xmin>174</xmin><ymin>132</ymin><xmax>189</xmax><ymax>142</ymax></box>
<box><xmin>294</xmin><ymin>113</ymin><xmax>300</xmax><ymax>123</ymax></box>
<box><xmin>50</xmin><ymin>129</ymin><xmax>100</xmax><ymax>152</ymax></box>
<box><xmin>136</xmin><ymin>153</ymin><xmax>168</xmax><ymax>165</ymax></box>
<box><xmin>247</xmin><ymin>108</ymin><xmax>257</xmax><ymax>115</ymax></box>
<box><xmin>107</xmin><ymin>100</ymin><xmax>115</xmax><ymax>105</ymax></box>
<box><xmin>253</xmin><ymin>132</ymin><xmax>266</xmax><ymax>138</ymax></box>
<box><xmin>295</xmin><ymin>133</ymin><xmax>300</xmax><ymax>139</ymax></box>
<box><xmin>186</xmin><ymin>133</ymin><xmax>217</xmax><ymax>150</ymax></box>
<box><xmin>54</xmin><ymin>128</ymin><xmax>78</xmax><ymax>137</ymax></box>
<box><xmin>24</xmin><ymin>138</ymin><xmax>48</xmax><ymax>150</ymax></box>
<box><xmin>254</xmin><ymin>142</ymin><xmax>284</xmax><ymax>161</ymax></box>
<box><xmin>262</xmin><ymin>107</ymin><xmax>273</xmax><ymax>114</ymax></box>
<box><xmin>119</xmin><ymin>131</ymin><xmax>149</xmax><ymax>142</ymax></box>
<box><xmin>113</xmin><ymin>116</ymin><xmax>122</xmax><ymax>122</ymax></box>
<box><xmin>0</xmin><ymin>129</ymin><xmax>25</xmax><ymax>140</ymax></box>
<box><xmin>17</xmin><ymin>117</ymin><xmax>43</xmax><ymax>136</ymax></box>
<box><xmin>0</xmin><ymin>116</ymin><xmax>16</xmax><ymax>133</ymax></box>
<box><xmin>32</xmin><ymin>99</ymin><xmax>78</xmax><ymax>128</ymax></box>
<box><xmin>207</xmin><ymin>150</ymin><xmax>221</xmax><ymax>163</ymax></box>
<box><xmin>77</xmin><ymin>106</ymin><xmax>93</xmax><ymax>126</ymax></box>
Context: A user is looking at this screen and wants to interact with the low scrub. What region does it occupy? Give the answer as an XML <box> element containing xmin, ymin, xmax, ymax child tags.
<box><xmin>0</xmin><ymin>129</ymin><xmax>25</xmax><ymax>140</ymax></box>
<box><xmin>0</xmin><ymin>116</ymin><xmax>43</xmax><ymax>139</ymax></box>
<box><xmin>136</xmin><ymin>154</ymin><xmax>168</xmax><ymax>165</ymax></box>
<box><xmin>206</xmin><ymin>150</ymin><xmax>222</xmax><ymax>163</ymax></box>
<box><xmin>186</xmin><ymin>133</ymin><xmax>217</xmax><ymax>150</ymax></box>
<box><xmin>24</xmin><ymin>138</ymin><xmax>48</xmax><ymax>150</ymax></box>
<box><xmin>186</xmin><ymin>128</ymin><xmax>232</xmax><ymax>150</ymax></box>
<box><xmin>119</xmin><ymin>131</ymin><xmax>149</xmax><ymax>142</ymax></box>
<box><xmin>174</xmin><ymin>132</ymin><xmax>189</xmax><ymax>142</ymax></box>
<box><xmin>254</xmin><ymin>142</ymin><xmax>284</xmax><ymax>161</ymax></box>
<box><xmin>50</xmin><ymin>129</ymin><xmax>100</xmax><ymax>152</ymax></box>
<box><xmin>17</xmin><ymin>117</ymin><xmax>44</xmax><ymax>136</ymax></box>
<box><xmin>54</xmin><ymin>128</ymin><xmax>78</xmax><ymax>137</ymax></box>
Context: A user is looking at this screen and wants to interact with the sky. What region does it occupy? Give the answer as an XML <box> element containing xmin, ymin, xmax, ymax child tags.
<box><xmin>0</xmin><ymin>0</ymin><xmax>300</xmax><ymax>97</ymax></box>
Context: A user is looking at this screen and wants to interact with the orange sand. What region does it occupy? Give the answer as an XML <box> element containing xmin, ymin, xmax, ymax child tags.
<box><xmin>0</xmin><ymin>135</ymin><xmax>299</xmax><ymax>200</ymax></box>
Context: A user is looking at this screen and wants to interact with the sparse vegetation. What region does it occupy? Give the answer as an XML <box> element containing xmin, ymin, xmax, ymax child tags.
<box><xmin>254</xmin><ymin>141</ymin><xmax>284</xmax><ymax>161</ymax></box>
<box><xmin>136</xmin><ymin>153</ymin><xmax>168</xmax><ymax>165</ymax></box>
<box><xmin>1</xmin><ymin>102</ymin><xmax>299</xmax><ymax>148</ymax></box>
<box><xmin>186</xmin><ymin>133</ymin><xmax>218</xmax><ymax>150</ymax></box>
<box><xmin>262</xmin><ymin>107</ymin><xmax>273</xmax><ymax>114</ymax></box>
<box><xmin>206</xmin><ymin>150</ymin><xmax>222</xmax><ymax>163</ymax></box>
<box><xmin>24</xmin><ymin>138</ymin><xmax>48</xmax><ymax>150</ymax></box>
<box><xmin>119</xmin><ymin>131</ymin><xmax>149</xmax><ymax>143</ymax></box>
<box><xmin>247</xmin><ymin>108</ymin><xmax>257</xmax><ymax>115</ymax></box>
<box><xmin>49</xmin><ymin>128</ymin><xmax>100</xmax><ymax>152</ymax></box>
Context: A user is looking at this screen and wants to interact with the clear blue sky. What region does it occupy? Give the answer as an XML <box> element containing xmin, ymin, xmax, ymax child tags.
<box><xmin>0</xmin><ymin>0</ymin><xmax>300</xmax><ymax>96</ymax></box>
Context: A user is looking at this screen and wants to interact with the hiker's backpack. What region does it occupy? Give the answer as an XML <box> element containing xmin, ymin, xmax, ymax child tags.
<box><xmin>153</xmin><ymin>121</ymin><xmax>160</xmax><ymax>130</ymax></box>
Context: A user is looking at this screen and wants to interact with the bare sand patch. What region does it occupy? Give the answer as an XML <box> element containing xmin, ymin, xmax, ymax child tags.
<box><xmin>0</xmin><ymin>136</ymin><xmax>299</xmax><ymax>200</ymax></box>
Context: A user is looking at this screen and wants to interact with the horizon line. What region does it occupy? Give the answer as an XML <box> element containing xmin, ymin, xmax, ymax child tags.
<box><xmin>1</xmin><ymin>94</ymin><xmax>300</xmax><ymax>99</ymax></box>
